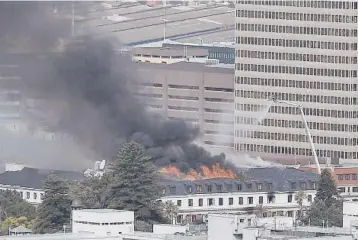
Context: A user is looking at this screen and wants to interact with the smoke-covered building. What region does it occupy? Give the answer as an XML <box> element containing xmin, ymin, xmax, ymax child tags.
<box><xmin>134</xmin><ymin>61</ymin><xmax>234</xmax><ymax>150</ymax></box>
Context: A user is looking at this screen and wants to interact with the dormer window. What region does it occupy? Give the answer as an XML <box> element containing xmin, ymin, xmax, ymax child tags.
<box><xmin>187</xmin><ymin>186</ymin><xmax>193</xmax><ymax>193</ymax></box>
<box><xmin>310</xmin><ymin>181</ymin><xmax>316</xmax><ymax>189</ymax></box>
<box><xmin>246</xmin><ymin>183</ymin><xmax>252</xmax><ymax>190</ymax></box>
<box><xmin>196</xmin><ymin>185</ymin><xmax>203</xmax><ymax>193</ymax></box>
<box><xmin>169</xmin><ymin>186</ymin><xmax>176</xmax><ymax>194</ymax></box>
<box><xmin>207</xmin><ymin>185</ymin><xmax>212</xmax><ymax>192</ymax></box>
<box><xmin>257</xmin><ymin>183</ymin><xmax>263</xmax><ymax>190</ymax></box>
<box><xmin>300</xmin><ymin>182</ymin><xmax>306</xmax><ymax>189</ymax></box>
<box><xmin>226</xmin><ymin>184</ymin><xmax>233</xmax><ymax>192</ymax></box>
<box><xmin>238</xmin><ymin>184</ymin><xmax>242</xmax><ymax>191</ymax></box>
<box><xmin>217</xmin><ymin>184</ymin><xmax>222</xmax><ymax>191</ymax></box>
<box><xmin>291</xmin><ymin>182</ymin><xmax>297</xmax><ymax>189</ymax></box>
<box><xmin>267</xmin><ymin>183</ymin><xmax>273</xmax><ymax>190</ymax></box>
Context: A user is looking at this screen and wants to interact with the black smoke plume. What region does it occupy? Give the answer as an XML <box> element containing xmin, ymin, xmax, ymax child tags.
<box><xmin>32</xmin><ymin>37</ymin><xmax>231</xmax><ymax>172</ymax></box>
<box><xmin>0</xmin><ymin>2</ymin><xmax>235</xmax><ymax>173</ymax></box>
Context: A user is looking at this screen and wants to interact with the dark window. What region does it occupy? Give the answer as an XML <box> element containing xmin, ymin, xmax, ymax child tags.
<box><xmin>338</xmin><ymin>174</ymin><xmax>344</xmax><ymax>180</ymax></box>
<box><xmin>338</xmin><ymin>187</ymin><xmax>345</xmax><ymax>192</ymax></box>
<box><xmin>310</xmin><ymin>182</ymin><xmax>316</xmax><ymax>189</ymax></box>
<box><xmin>300</xmin><ymin>182</ymin><xmax>306</xmax><ymax>189</ymax></box>
<box><xmin>291</xmin><ymin>182</ymin><xmax>297</xmax><ymax>189</ymax></box>
<box><xmin>247</xmin><ymin>183</ymin><xmax>252</xmax><ymax>190</ymax></box>
<box><xmin>229</xmin><ymin>197</ymin><xmax>234</xmax><ymax>205</ymax></box>
<box><xmin>20</xmin><ymin>192</ymin><xmax>23</xmax><ymax>198</ymax></box>
<box><xmin>353</xmin><ymin>187</ymin><xmax>358</xmax><ymax>192</ymax></box>
<box><xmin>352</xmin><ymin>174</ymin><xmax>357</xmax><ymax>180</ymax></box>
<box><xmin>207</xmin><ymin>185</ymin><xmax>212</xmax><ymax>192</ymax></box>
<box><xmin>26</xmin><ymin>192</ymin><xmax>30</xmax><ymax>199</ymax></box>
<box><xmin>239</xmin><ymin>197</ymin><xmax>243</xmax><ymax>205</ymax></box>
<box><xmin>217</xmin><ymin>185</ymin><xmax>222</xmax><ymax>191</ymax></box>
<box><xmin>248</xmin><ymin>197</ymin><xmax>253</xmax><ymax>204</ymax></box>
<box><xmin>33</xmin><ymin>193</ymin><xmax>37</xmax><ymax>199</ymax></box>
<box><xmin>40</xmin><ymin>193</ymin><xmax>43</xmax><ymax>199</ymax></box>
<box><xmin>345</xmin><ymin>174</ymin><xmax>351</xmax><ymax>180</ymax></box>
<box><xmin>288</xmin><ymin>195</ymin><xmax>293</xmax><ymax>203</ymax></box>
<box><xmin>188</xmin><ymin>199</ymin><xmax>193</xmax><ymax>206</ymax></box>
<box><xmin>308</xmin><ymin>195</ymin><xmax>312</xmax><ymax>202</ymax></box>
<box><xmin>208</xmin><ymin>198</ymin><xmax>214</xmax><ymax>206</ymax></box>
<box><xmin>219</xmin><ymin>198</ymin><xmax>223</xmax><ymax>206</ymax></box>
<box><xmin>187</xmin><ymin>186</ymin><xmax>193</xmax><ymax>193</ymax></box>
<box><xmin>238</xmin><ymin>184</ymin><xmax>242</xmax><ymax>191</ymax></box>
<box><xmin>199</xmin><ymin>198</ymin><xmax>203</xmax><ymax>206</ymax></box>
<box><xmin>177</xmin><ymin>200</ymin><xmax>182</xmax><ymax>206</ymax></box>
<box><xmin>259</xmin><ymin>196</ymin><xmax>263</xmax><ymax>204</ymax></box>
<box><xmin>287</xmin><ymin>211</ymin><xmax>293</xmax><ymax>217</ymax></box>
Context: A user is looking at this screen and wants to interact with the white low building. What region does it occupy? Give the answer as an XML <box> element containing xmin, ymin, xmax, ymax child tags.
<box><xmin>343</xmin><ymin>201</ymin><xmax>358</xmax><ymax>229</ymax></box>
<box><xmin>160</xmin><ymin>167</ymin><xmax>320</xmax><ymax>224</ymax></box>
<box><xmin>72</xmin><ymin>209</ymin><xmax>134</xmax><ymax>236</ymax></box>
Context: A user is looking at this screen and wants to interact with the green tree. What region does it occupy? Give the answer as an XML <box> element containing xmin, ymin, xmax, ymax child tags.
<box><xmin>1</xmin><ymin>216</ymin><xmax>34</xmax><ymax>234</ymax></box>
<box><xmin>106</xmin><ymin>141</ymin><xmax>163</xmax><ymax>223</ymax></box>
<box><xmin>162</xmin><ymin>201</ymin><xmax>178</xmax><ymax>224</ymax></box>
<box><xmin>0</xmin><ymin>190</ymin><xmax>36</xmax><ymax>222</ymax></box>
<box><xmin>305</xmin><ymin>169</ymin><xmax>343</xmax><ymax>227</ymax></box>
<box><xmin>295</xmin><ymin>191</ymin><xmax>307</xmax><ymax>222</ymax></box>
<box><xmin>33</xmin><ymin>175</ymin><xmax>72</xmax><ymax>234</ymax></box>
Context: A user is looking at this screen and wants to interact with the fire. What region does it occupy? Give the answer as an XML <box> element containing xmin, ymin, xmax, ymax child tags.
<box><xmin>159</xmin><ymin>163</ymin><xmax>237</xmax><ymax>180</ymax></box>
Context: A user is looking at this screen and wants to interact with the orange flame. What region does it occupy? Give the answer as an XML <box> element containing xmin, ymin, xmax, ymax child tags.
<box><xmin>159</xmin><ymin>163</ymin><xmax>237</xmax><ymax>180</ymax></box>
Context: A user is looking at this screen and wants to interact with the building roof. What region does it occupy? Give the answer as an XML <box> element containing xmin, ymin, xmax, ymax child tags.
<box><xmin>0</xmin><ymin>167</ymin><xmax>84</xmax><ymax>189</ymax></box>
<box><xmin>161</xmin><ymin>167</ymin><xmax>320</xmax><ymax>196</ymax></box>
<box><xmin>132</xmin><ymin>46</ymin><xmax>208</xmax><ymax>57</ymax></box>
<box><xmin>10</xmin><ymin>225</ymin><xmax>32</xmax><ymax>233</ymax></box>
<box><xmin>76</xmin><ymin>209</ymin><xmax>132</xmax><ymax>214</ymax></box>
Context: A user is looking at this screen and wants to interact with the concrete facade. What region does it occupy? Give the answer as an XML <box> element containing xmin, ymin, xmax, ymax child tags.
<box><xmin>343</xmin><ymin>201</ymin><xmax>358</xmax><ymax>229</ymax></box>
<box><xmin>134</xmin><ymin>61</ymin><xmax>234</xmax><ymax>149</ymax></box>
<box><xmin>234</xmin><ymin>1</ymin><xmax>358</xmax><ymax>164</ymax></box>
<box><xmin>72</xmin><ymin>209</ymin><xmax>134</xmax><ymax>236</ymax></box>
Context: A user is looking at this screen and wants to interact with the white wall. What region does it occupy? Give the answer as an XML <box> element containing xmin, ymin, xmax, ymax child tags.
<box><xmin>153</xmin><ymin>224</ymin><xmax>186</xmax><ymax>235</ymax></box>
<box><xmin>343</xmin><ymin>201</ymin><xmax>358</xmax><ymax>228</ymax></box>
<box><xmin>72</xmin><ymin>210</ymin><xmax>134</xmax><ymax>236</ymax></box>
<box><xmin>208</xmin><ymin>214</ymin><xmax>237</xmax><ymax>240</ymax></box>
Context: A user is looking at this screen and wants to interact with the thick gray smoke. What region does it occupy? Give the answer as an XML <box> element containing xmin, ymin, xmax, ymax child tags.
<box><xmin>30</xmin><ymin>37</ymin><xmax>232</xmax><ymax>172</ymax></box>
<box><xmin>0</xmin><ymin>2</ymin><xmax>235</xmax><ymax>173</ymax></box>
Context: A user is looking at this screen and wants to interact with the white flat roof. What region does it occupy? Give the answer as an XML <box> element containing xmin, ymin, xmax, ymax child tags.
<box><xmin>75</xmin><ymin>209</ymin><xmax>133</xmax><ymax>214</ymax></box>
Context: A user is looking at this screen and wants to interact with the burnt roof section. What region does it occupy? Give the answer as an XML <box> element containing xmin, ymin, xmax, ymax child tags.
<box><xmin>132</xmin><ymin>46</ymin><xmax>209</xmax><ymax>57</ymax></box>
<box><xmin>161</xmin><ymin>167</ymin><xmax>320</xmax><ymax>196</ymax></box>
<box><xmin>0</xmin><ymin>167</ymin><xmax>84</xmax><ymax>189</ymax></box>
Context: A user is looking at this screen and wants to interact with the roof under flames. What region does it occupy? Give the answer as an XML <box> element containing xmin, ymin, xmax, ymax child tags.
<box><xmin>161</xmin><ymin>167</ymin><xmax>320</xmax><ymax>196</ymax></box>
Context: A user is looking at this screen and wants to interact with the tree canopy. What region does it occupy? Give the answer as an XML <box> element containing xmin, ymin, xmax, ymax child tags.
<box><xmin>33</xmin><ymin>175</ymin><xmax>72</xmax><ymax>234</ymax></box>
<box><xmin>0</xmin><ymin>190</ymin><xmax>36</xmax><ymax>221</ymax></box>
<box><xmin>106</xmin><ymin>141</ymin><xmax>163</xmax><ymax>223</ymax></box>
<box><xmin>305</xmin><ymin>169</ymin><xmax>343</xmax><ymax>227</ymax></box>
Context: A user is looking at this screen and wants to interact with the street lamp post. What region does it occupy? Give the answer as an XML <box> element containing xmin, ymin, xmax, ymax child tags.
<box><xmin>268</xmin><ymin>96</ymin><xmax>321</xmax><ymax>174</ymax></box>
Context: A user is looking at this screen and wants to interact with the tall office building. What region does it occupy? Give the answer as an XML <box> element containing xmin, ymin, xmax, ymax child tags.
<box><xmin>235</xmin><ymin>1</ymin><xmax>358</xmax><ymax>164</ymax></box>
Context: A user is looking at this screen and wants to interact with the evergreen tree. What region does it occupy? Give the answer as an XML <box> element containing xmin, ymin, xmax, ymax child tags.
<box><xmin>106</xmin><ymin>141</ymin><xmax>162</xmax><ymax>222</ymax></box>
<box><xmin>305</xmin><ymin>169</ymin><xmax>343</xmax><ymax>227</ymax></box>
<box><xmin>33</xmin><ymin>175</ymin><xmax>72</xmax><ymax>234</ymax></box>
<box><xmin>315</xmin><ymin>169</ymin><xmax>338</xmax><ymax>203</ymax></box>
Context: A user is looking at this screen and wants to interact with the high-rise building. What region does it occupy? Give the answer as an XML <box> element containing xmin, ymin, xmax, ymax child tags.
<box><xmin>234</xmin><ymin>1</ymin><xmax>358</xmax><ymax>164</ymax></box>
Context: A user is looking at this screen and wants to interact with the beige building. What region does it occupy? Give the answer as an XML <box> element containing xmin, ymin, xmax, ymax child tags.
<box><xmin>132</xmin><ymin>47</ymin><xmax>209</xmax><ymax>64</ymax></box>
<box><xmin>134</xmin><ymin>62</ymin><xmax>234</xmax><ymax>149</ymax></box>
<box><xmin>235</xmin><ymin>0</ymin><xmax>358</xmax><ymax>164</ymax></box>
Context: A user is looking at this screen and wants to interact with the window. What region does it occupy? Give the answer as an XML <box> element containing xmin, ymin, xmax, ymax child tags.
<box><xmin>353</xmin><ymin>174</ymin><xmax>357</xmax><ymax>180</ymax></box>
<box><xmin>353</xmin><ymin>187</ymin><xmax>358</xmax><ymax>192</ymax></box>
<box><xmin>207</xmin><ymin>185</ymin><xmax>212</xmax><ymax>192</ymax></box>
<box><xmin>208</xmin><ymin>198</ymin><xmax>214</xmax><ymax>206</ymax></box>
<box><xmin>267</xmin><ymin>183</ymin><xmax>273</xmax><ymax>190</ymax></box>
<box><xmin>229</xmin><ymin>197</ymin><xmax>234</xmax><ymax>205</ymax></box>
<box><xmin>259</xmin><ymin>196</ymin><xmax>263</xmax><ymax>204</ymax></box>
<box><xmin>338</xmin><ymin>174</ymin><xmax>344</xmax><ymax>180</ymax></box>
<box><xmin>308</xmin><ymin>195</ymin><xmax>312</xmax><ymax>202</ymax></box>
<box><xmin>177</xmin><ymin>200</ymin><xmax>182</xmax><ymax>206</ymax></box>
<box><xmin>26</xmin><ymin>192</ymin><xmax>30</xmax><ymax>199</ymax></box>
<box><xmin>247</xmin><ymin>183</ymin><xmax>252</xmax><ymax>190</ymax></box>
<box><xmin>219</xmin><ymin>198</ymin><xmax>223</xmax><ymax>206</ymax></box>
<box><xmin>300</xmin><ymin>182</ymin><xmax>306</xmax><ymax>189</ymax></box>
<box><xmin>40</xmin><ymin>193</ymin><xmax>44</xmax><ymax>200</ymax></box>
<box><xmin>345</xmin><ymin>174</ymin><xmax>350</xmax><ymax>180</ymax></box>
<box><xmin>187</xmin><ymin>186</ymin><xmax>193</xmax><ymax>193</ymax></box>
<box><xmin>188</xmin><ymin>199</ymin><xmax>193</xmax><ymax>206</ymax></box>
<box><xmin>33</xmin><ymin>193</ymin><xmax>37</xmax><ymax>199</ymax></box>
<box><xmin>217</xmin><ymin>185</ymin><xmax>222</xmax><ymax>192</ymax></box>
<box><xmin>288</xmin><ymin>194</ymin><xmax>293</xmax><ymax>203</ymax></box>
<box><xmin>291</xmin><ymin>182</ymin><xmax>297</xmax><ymax>189</ymax></box>
<box><xmin>237</xmin><ymin>184</ymin><xmax>242</xmax><ymax>191</ymax></box>
<box><xmin>287</xmin><ymin>211</ymin><xmax>293</xmax><ymax>217</ymax></box>
<box><xmin>169</xmin><ymin>186</ymin><xmax>176</xmax><ymax>194</ymax></box>
<box><xmin>226</xmin><ymin>184</ymin><xmax>233</xmax><ymax>192</ymax></box>
<box><xmin>257</xmin><ymin>183</ymin><xmax>262</xmax><ymax>190</ymax></box>
<box><xmin>196</xmin><ymin>185</ymin><xmax>203</xmax><ymax>193</ymax></box>
<box><xmin>338</xmin><ymin>187</ymin><xmax>345</xmax><ymax>193</ymax></box>
<box><xmin>239</xmin><ymin>197</ymin><xmax>243</xmax><ymax>205</ymax></box>
<box><xmin>248</xmin><ymin>197</ymin><xmax>253</xmax><ymax>204</ymax></box>
<box><xmin>199</xmin><ymin>198</ymin><xmax>203</xmax><ymax>206</ymax></box>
